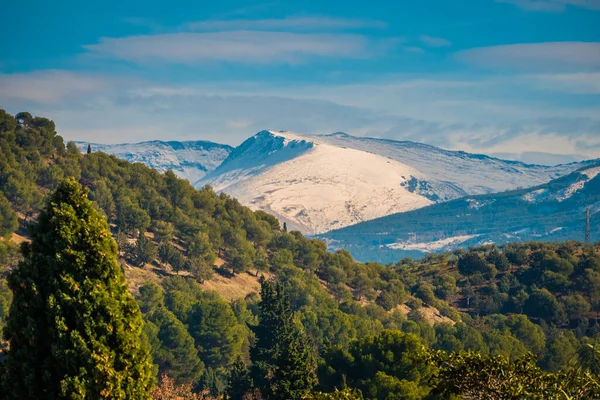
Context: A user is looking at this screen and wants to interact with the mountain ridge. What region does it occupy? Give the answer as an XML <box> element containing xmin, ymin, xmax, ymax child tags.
<box><xmin>198</xmin><ymin>130</ymin><xmax>593</xmax><ymax>234</ymax></box>
<box><xmin>320</xmin><ymin>162</ymin><xmax>600</xmax><ymax>262</ymax></box>
<box><xmin>76</xmin><ymin>139</ymin><xmax>233</xmax><ymax>183</ymax></box>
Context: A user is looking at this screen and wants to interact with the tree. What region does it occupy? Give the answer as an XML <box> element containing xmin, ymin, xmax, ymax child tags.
<box><xmin>1</xmin><ymin>178</ymin><xmax>154</xmax><ymax>399</ymax></box>
<box><xmin>117</xmin><ymin>196</ymin><xmax>151</xmax><ymax>234</ymax></box>
<box><xmin>429</xmin><ymin>350</ymin><xmax>600</xmax><ymax>399</ymax></box>
<box><xmin>523</xmin><ymin>288</ymin><xmax>566</xmax><ymax>325</ymax></box>
<box><xmin>135</xmin><ymin>234</ymin><xmax>158</xmax><ymax>267</ymax></box>
<box><xmin>153</xmin><ymin>221</ymin><xmax>175</xmax><ymax>243</ymax></box>
<box><xmin>0</xmin><ymin>191</ymin><xmax>18</xmax><ymax>238</ymax></box>
<box><xmin>89</xmin><ymin>180</ymin><xmax>115</xmax><ymax>218</ymax></box>
<box><xmin>87</xmin><ymin>144</ymin><xmax>92</xmax><ymax>154</ymax></box>
<box><xmin>254</xmin><ymin>246</ymin><xmax>270</xmax><ymax>276</ymax></box>
<box><xmin>188</xmin><ymin>231</ymin><xmax>216</xmax><ymax>264</ymax></box>
<box><xmin>188</xmin><ymin>296</ymin><xmax>244</xmax><ymax>369</ymax></box>
<box><xmin>187</xmin><ymin>257</ymin><xmax>214</xmax><ymax>283</ymax></box>
<box><xmin>226</xmin><ymin>356</ymin><xmax>253</xmax><ymax>400</ymax></box>
<box><xmin>146</xmin><ymin>307</ymin><xmax>204</xmax><ymax>385</ymax></box>
<box><xmin>458</xmin><ymin>252</ymin><xmax>488</xmax><ymax>276</ymax></box>
<box><xmin>66</xmin><ymin>140</ymin><xmax>80</xmax><ymax>155</ymax></box>
<box><xmin>251</xmin><ymin>280</ymin><xmax>317</xmax><ymax>399</ymax></box>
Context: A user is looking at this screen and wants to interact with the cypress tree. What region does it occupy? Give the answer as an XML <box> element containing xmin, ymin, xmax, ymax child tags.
<box><xmin>226</xmin><ymin>356</ymin><xmax>253</xmax><ymax>400</ymax></box>
<box><xmin>1</xmin><ymin>178</ymin><xmax>155</xmax><ymax>399</ymax></box>
<box><xmin>87</xmin><ymin>144</ymin><xmax>92</xmax><ymax>154</ymax></box>
<box><xmin>251</xmin><ymin>280</ymin><xmax>317</xmax><ymax>399</ymax></box>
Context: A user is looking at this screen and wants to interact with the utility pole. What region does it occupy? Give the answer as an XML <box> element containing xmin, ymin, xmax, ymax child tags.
<box><xmin>586</xmin><ymin>207</ymin><xmax>591</xmax><ymax>244</ymax></box>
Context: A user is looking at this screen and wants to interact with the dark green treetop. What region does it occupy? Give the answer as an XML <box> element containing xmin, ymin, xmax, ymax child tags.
<box><xmin>1</xmin><ymin>178</ymin><xmax>155</xmax><ymax>399</ymax></box>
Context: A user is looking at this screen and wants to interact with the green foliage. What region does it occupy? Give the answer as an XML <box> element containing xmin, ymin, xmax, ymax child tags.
<box><xmin>134</xmin><ymin>234</ymin><xmax>158</xmax><ymax>267</ymax></box>
<box><xmin>1</xmin><ymin>178</ymin><xmax>154</xmax><ymax>399</ymax></box>
<box><xmin>145</xmin><ymin>307</ymin><xmax>204</xmax><ymax>385</ymax></box>
<box><xmin>226</xmin><ymin>356</ymin><xmax>253</xmax><ymax>400</ymax></box>
<box><xmin>0</xmin><ymin>191</ymin><xmax>18</xmax><ymax>238</ymax></box>
<box><xmin>321</xmin><ymin>330</ymin><xmax>434</xmax><ymax>400</ymax></box>
<box><xmin>187</xmin><ymin>293</ymin><xmax>244</xmax><ymax>369</ymax></box>
<box><xmin>251</xmin><ymin>280</ymin><xmax>318</xmax><ymax>399</ymax></box>
<box><xmin>457</xmin><ymin>252</ymin><xmax>488</xmax><ymax>276</ymax></box>
<box><xmin>428</xmin><ymin>350</ymin><xmax>600</xmax><ymax>399</ymax></box>
<box><xmin>1</xmin><ymin>111</ymin><xmax>600</xmax><ymax>399</ymax></box>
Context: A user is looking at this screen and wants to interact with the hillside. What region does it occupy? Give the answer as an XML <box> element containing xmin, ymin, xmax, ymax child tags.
<box><xmin>199</xmin><ymin>130</ymin><xmax>590</xmax><ymax>234</ymax></box>
<box><xmin>76</xmin><ymin>139</ymin><xmax>233</xmax><ymax>183</ymax></box>
<box><xmin>321</xmin><ymin>163</ymin><xmax>600</xmax><ymax>263</ymax></box>
<box><xmin>1</xmin><ymin>110</ymin><xmax>599</xmax><ymax>399</ymax></box>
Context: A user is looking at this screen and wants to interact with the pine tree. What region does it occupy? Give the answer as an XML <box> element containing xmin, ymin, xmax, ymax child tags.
<box><xmin>250</xmin><ymin>280</ymin><xmax>317</xmax><ymax>399</ymax></box>
<box><xmin>226</xmin><ymin>356</ymin><xmax>253</xmax><ymax>400</ymax></box>
<box><xmin>1</xmin><ymin>178</ymin><xmax>155</xmax><ymax>399</ymax></box>
<box><xmin>146</xmin><ymin>307</ymin><xmax>204</xmax><ymax>385</ymax></box>
<box><xmin>87</xmin><ymin>144</ymin><xmax>92</xmax><ymax>154</ymax></box>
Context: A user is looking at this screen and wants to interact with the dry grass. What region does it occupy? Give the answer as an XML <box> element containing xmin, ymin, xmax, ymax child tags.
<box><xmin>200</xmin><ymin>271</ymin><xmax>272</xmax><ymax>301</ymax></box>
<box><xmin>396</xmin><ymin>302</ymin><xmax>455</xmax><ymax>326</ymax></box>
<box><xmin>123</xmin><ymin>263</ymin><xmax>163</xmax><ymax>296</ymax></box>
<box><xmin>9</xmin><ymin>233</ymin><xmax>30</xmax><ymax>245</ymax></box>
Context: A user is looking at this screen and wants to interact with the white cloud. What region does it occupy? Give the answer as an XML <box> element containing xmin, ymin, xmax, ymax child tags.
<box><xmin>187</xmin><ymin>16</ymin><xmax>387</xmax><ymax>31</ymax></box>
<box><xmin>455</xmin><ymin>42</ymin><xmax>600</xmax><ymax>70</ymax></box>
<box><xmin>0</xmin><ymin>70</ymin><xmax>121</xmax><ymax>104</ymax></box>
<box><xmin>497</xmin><ymin>0</ymin><xmax>600</xmax><ymax>12</ymax></box>
<box><xmin>2</xmin><ymin>69</ymin><xmax>600</xmax><ymax>160</ymax></box>
<box><xmin>420</xmin><ymin>35</ymin><xmax>452</xmax><ymax>47</ymax></box>
<box><xmin>522</xmin><ymin>72</ymin><xmax>600</xmax><ymax>94</ymax></box>
<box><xmin>83</xmin><ymin>31</ymin><xmax>389</xmax><ymax>65</ymax></box>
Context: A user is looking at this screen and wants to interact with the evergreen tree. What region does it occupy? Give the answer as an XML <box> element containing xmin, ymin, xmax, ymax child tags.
<box><xmin>0</xmin><ymin>191</ymin><xmax>18</xmax><ymax>238</ymax></box>
<box><xmin>226</xmin><ymin>356</ymin><xmax>253</xmax><ymax>400</ymax></box>
<box><xmin>1</xmin><ymin>178</ymin><xmax>155</xmax><ymax>399</ymax></box>
<box><xmin>198</xmin><ymin>367</ymin><xmax>224</xmax><ymax>397</ymax></box>
<box><xmin>251</xmin><ymin>280</ymin><xmax>317</xmax><ymax>399</ymax></box>
<box><xmin>87</xmin><ymin>144</ymin><xmax>92</xmax><ymax>154</ymax></box>
<box><xmin>146</xmin><ymin>307</ymin><xmax>204</xmax><ymax>385</ymax></box>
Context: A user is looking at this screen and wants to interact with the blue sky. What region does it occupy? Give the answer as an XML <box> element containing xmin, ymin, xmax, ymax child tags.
<box><xmin>1</xmin><ymin>0</ymin><xmax>599</xmax><ymax>164</ymax></box>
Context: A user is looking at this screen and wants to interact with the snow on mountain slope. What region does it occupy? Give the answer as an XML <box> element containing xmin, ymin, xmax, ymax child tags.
<box><xmin>199</xmin><ymin>131</ymin><xmax>434</xmax><ymax>234</ymax></box>
<box><xmin>316</xmin><ymin>132</ymin><xmax>586</xmax><ymax>197</ymax></box>
<box><xmin>321</xmin><ymin>163</ymin><xmax>600</xmax><ymax>263</ymax></box>
<box><xmin>77</xmin><ymin>140</ymin><xmax>233</xmax><ymax>183</ymax></box>
<box><xmin>199</xmin><ymin>130</ymin><xmax>590</xmax><ymax>235</ymax></box>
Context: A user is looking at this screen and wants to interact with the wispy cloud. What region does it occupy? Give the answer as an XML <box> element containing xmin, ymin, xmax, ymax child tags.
<box><xmin>83</xmin><ymin>31</ymin><xmax>394</xmax><ymax>65</ymax></box>
<box><xmin>0</xmin><ymin>70</ymin><xmax>120</xmax><ymax>104</ymax></box>
<box><xmin>2</xmin><ymin>70</ymin><xmax>600</xmax><ymax>161</ymax></box>
<box><xmin>497</xmin><ymin>0</ymin><xmax>600</xmax><ymax>12</ymax></box>
<box><xmin>455</xmin><ymin>42</ymin><xmax>600</xmax><ymax>70</ymax></box>
<box><xmin>522</xmin><ymin>72</ymin><xmax>600</xmax><ymax>94</ymax></box>
<box><xmin>186</xmin><ymin>16</ymin><xmax>387</xmax><ymax>31</ymax></box>
<box><xmin>420</xmin><ymin>35</ymin><xmax>452</xmax><ymax>47</ymax></box>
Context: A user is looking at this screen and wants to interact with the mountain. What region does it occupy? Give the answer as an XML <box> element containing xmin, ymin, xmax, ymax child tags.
<box><xmin>198</xmin><ymin>130</ymin><xmax>590</xmax><ymax>235</ymax></box>
<box><xmin>320</xmin><ymin>163</ymin><xmax>600</xmax><ymax>263</ymax></box>
<box><xmin>77</xmin><ymin>140</ymin><xmax>233</xmax><ymax>183</ymax></box>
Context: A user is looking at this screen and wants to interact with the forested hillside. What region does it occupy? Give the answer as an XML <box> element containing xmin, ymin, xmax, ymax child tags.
<box><xmin>0</xmin><ymin>110</ymin><xmax>599</xmax><ymax>399</ymax></box>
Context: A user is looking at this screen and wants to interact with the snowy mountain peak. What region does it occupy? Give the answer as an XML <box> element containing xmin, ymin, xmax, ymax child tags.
<box><xmin>77</xmin><ymin>139</ymin><xmax>233</xmax><ymax>183</ymax></box>
<box><xmin>199</xmin><ymin>130</ymin><xmax>433</xmax><ymax>234</ymax></box>
<box><xmin>198</xmin><ymin>130</ymin><xmax>592</xmax><ymax>235</ymax></box>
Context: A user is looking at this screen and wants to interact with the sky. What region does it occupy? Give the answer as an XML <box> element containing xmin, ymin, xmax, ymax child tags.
<box><xmin>1</xmin><ymin>0</ymin><xmax>599</xmax><ymax>165</ymax></box>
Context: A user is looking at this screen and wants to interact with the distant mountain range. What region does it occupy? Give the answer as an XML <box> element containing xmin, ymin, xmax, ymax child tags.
<box><xmin>197</xmin><ymin>130</ymin><xmax>590</xmax><ymax>234</ymax></box>
<box><xmin>79</xmin><ymin>132</ymin><xmax>595</xmax><ymax>238</ymax></box>
<box><xmin>320</xmin><ymin>163</ymin><xmax>600</xmax><ymax>263</ymax></box>
<box><xmin>76</xmin><ymin>140</ymin><xmax>233</xmax><ymax>183</ymax></box>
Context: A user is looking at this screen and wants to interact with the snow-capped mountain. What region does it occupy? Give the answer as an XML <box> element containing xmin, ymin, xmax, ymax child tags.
<box><xmin>321</xmin><ymin>163</ymin><xmax>600</xmax><ymax>263</ymax></box>
<box><xmin>198</xmin><ymin>130</ymin><xmax>591</xmax><ymax>235</ymax></box>
<box><xmin>77</xmin><ymin>140</ymin><xmax>233</xmax><ymax>183</ymax></box>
